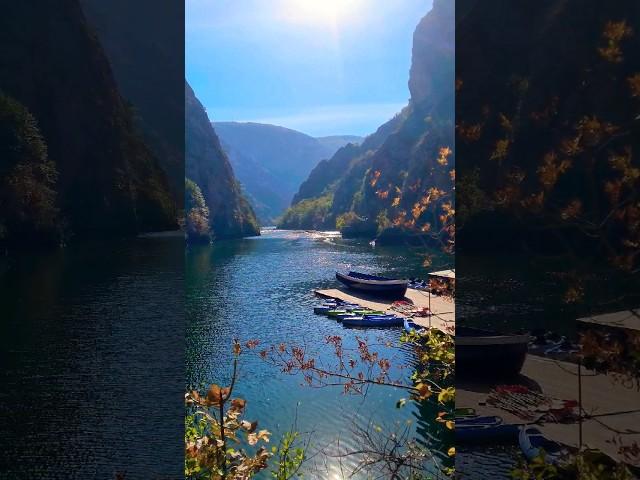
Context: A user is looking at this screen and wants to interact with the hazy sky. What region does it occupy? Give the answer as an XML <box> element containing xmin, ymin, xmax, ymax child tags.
<box><xmin>186</xmin><ymin>0</ymin><xmax>431</xmax><ymax>137</ymax></box>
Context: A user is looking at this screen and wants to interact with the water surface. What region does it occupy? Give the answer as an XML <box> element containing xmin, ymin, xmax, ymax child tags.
<box><xmin>0</xmin><ymin>236</ymin><xmax>184</xmax><ymax>479</ymax></box>
<box><xmin>186</xmin><ymin>229</ymin><xmax>452</xmax><ymax>478</ymax></box>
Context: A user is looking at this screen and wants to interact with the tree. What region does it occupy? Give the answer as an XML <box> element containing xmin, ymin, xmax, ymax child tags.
<box><xmin>186</xmin><ymin>178</ymin><xmax>212</xmax><ymax>244</ymax></box>
<box><xmin>185</xmin><ymin>342</ymin><xmax>307</xmax><ymax>480</ymax></box>
<box><xmin>0</xmin><ymin>92</ymin><xmax>60</xmax><ymax>246</ymax></box>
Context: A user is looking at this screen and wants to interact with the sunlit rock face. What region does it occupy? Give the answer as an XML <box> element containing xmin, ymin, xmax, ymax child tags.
<box><xmin>409</xmin><ymin>0</ymin><xmax>455</xmax><ymax>107</ymax></box>
<box><xmin>281</xmin><ymin>2</ymin><xmax>455</xmax><ymax>239</ymax></box>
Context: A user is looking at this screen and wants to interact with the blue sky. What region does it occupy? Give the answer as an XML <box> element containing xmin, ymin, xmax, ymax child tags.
<box><xmin>186</xmin><ymin>0</ymin><xmax>431</xmax><ymax>137</ymax></box>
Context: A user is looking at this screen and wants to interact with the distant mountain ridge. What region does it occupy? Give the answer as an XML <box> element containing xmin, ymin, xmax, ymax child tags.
<box><xmin>214</xmin><ymin>122</ymin><xmax>362</xmax><ymax>224</ymax></box>
<box><xmin>316</xmin><ymin>135</ymin><xmax>365</xmax><ymax>153</ymax></box>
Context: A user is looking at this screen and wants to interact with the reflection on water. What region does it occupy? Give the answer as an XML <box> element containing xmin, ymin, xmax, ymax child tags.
<box><xmin>186</xmin><ymin>229</ymin><xmax>452</xmax><ymax>478</ymax></box>
<box><xmin>0</xmin><ymin>237</ymin><xmax>184</xmax><ymax>479</ymax></box>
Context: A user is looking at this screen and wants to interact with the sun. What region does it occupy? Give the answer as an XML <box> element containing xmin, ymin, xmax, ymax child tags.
<box><xmin>284</xmin><ymin>0</ymin><xmax>362</xmax><ymax>25</ymax></box>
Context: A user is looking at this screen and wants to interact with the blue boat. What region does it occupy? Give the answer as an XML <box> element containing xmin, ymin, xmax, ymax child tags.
<box><xmin>519</xmin><ymin>426</ymin><xmax>567</xmax><ymax>464</ymax></box>
<box><xmin>342</xmin><ymin>316</ymin><xmax>404</xmax><ymax>327</ymax></box>
<box><xmin>314</xmin><ymin>305</ymin><xmax>336</xmax><ymax>314</ymax></box>
<box><xmin>403</xmin><ymin>318</ymin><xmax>425</xmax><ymax>332</ymax></box>
<box><xmin>343</xmin><ymin>304</ymin><xmax>362</xmax><ymax>312</ymax></box>
<box><xmin>456</xmin><ymin>423</ymin><xmax>520</xmax><ymax>444</ymax></box>
<box><xmin>336</xmin><ymin>313</ymin><xmax>361</xmax><ymax>322</ymax></box>
<box><xmin>457</xmin><ymin>416</ymin><xmax>503</xmax><ymax>428</ymax></box>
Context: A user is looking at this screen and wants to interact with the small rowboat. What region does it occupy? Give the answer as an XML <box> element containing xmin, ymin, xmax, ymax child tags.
<box><xmin>314</xmin><ymin>305</ymin><xmax>336</xmax><ymax>314</ymax></box>
<box><xmin>352</xmin><ymin>309</ymin><xmax>384</xmax><ymax>316</ymax></box>
<box><xmin>336</xmin><ymin>313</ymin><xmax>361</xmax><ymax>322</ymax></box>
<box><xmin>343</xmin><ymin>305</ymin><xmax>362</xmax><ymax>312</ymax></box>
<box><xmin>456</xmin><ymin>423</ymin><xmax>520</xmax><ymax>444</ymax></box>
<box><xmin>519</xmin><ymin>426</ymin><xmax>567</xmax><ymax>464</ymax></box>
<box><xmin>327</xmin><ymin>309</ymin><xmax>348</xmax><ymax>317</ymax></box>
<box><xmin>457</xmin><ymin>416</ymin><xmax>503</xmax><ymax>428</ymax></box>
<box><xmin>455</xmin><ymin>407</ymin><xmax>477</xmax><ymax>417</ymax></box>
<box><xmin>342</xmin><ymin>316</ymin><xmax>404</xmax><ymax>328</ymax></box>
<box><xmin>457</xmin><ymin>326</ymin><xmax>531</xmax><ymax>378</ymax></box>
<box><xmin>403</xmin><ymin>318</ymin><xmax>424</xmax><ymax>332</ymax></box>
<box><xmin>336</xmin><ymin>271</ymin><xmax>409</xmax><ymax>299</ymax></box>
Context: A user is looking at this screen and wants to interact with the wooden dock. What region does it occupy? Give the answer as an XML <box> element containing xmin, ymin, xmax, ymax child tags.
<box><xmin>314</xmin><ymin>287</ymin><xmax>455</xmax><ymax>333</ymax></box>
<box><xmin>457</xmin><ymin>354</ymin><xmax>640</xmax><ymax>467</ymax></box>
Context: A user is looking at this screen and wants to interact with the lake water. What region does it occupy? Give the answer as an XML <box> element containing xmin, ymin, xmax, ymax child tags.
<box><xmin>186</xmin><ymin>229</ymin><xmax>453</xmax><ymax>478</ymax></box>
<box><xmin>0</xmin><ymin>236</ymin><xmax>184</xmax><ymax>479</ymax></box>
<box><xmin>0</xmin><ymin>229</ymin><xmax>452</xmax><ymax>479</ymax></box>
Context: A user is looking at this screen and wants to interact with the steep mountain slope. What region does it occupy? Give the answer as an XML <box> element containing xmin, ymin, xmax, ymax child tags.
<box><xmin>185</xmin><ymin>83</ymin><xmax>259</xmax><ymax>239</ymax></box>
<box><xmin>279</xmin><ymin>0</ymin><xmax>454</xmax><ymax>243</ymax></box>
<box><xmin>214</xmin><ymin>122</ymin><xmax>361</xmax><ymax>223</ymax></box>
<box><xmin>290</xmin><ymin>111</ymin><xmax>407</xmax><ymax>207</ymax></box>
<box><xmin>456</xmin><ymin>0</ymin><xmax>640</xmax><ymax>258</ymax></box>
<box><xmin>0</xmin><ymin>0</ymin><xmax>176</xmax><ymax>238</ymax></box>
<box><xmin>0</xmin><ymin>94</ymin><xmax>60</xmax><ymax>246</ymax></box>
<box><xmin>78</xmin><ymin>0</ymin><xmax>184</xmax><ymax>206</ymax></box>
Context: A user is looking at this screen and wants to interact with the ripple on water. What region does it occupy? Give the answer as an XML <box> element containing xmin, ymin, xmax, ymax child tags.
<box><xmin>186</xmin><ymin>230</ymin><xmax>450</xmax><ymax>478</ymax></box>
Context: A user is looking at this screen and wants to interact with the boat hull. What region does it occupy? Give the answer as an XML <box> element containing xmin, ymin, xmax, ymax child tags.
<box><xmin>519</xmin><ymin>426</ymin><xmax>566</xmax><ymax>464</ymax></box>
<box><xmin>342</xmin><ymin>316</ymin><xmax>404</xmax><ymax>327</ymax></box>
<box><xmin>336</xmin><ymin>272</ymin><xmax>408</xmax><ymax>299</ymax></box>
<box><xmin>403</xmin><ymin>318</ymin><xmax>424</xmax><ymax>332</ymax></box>
<box><xmin>457</xmin><ymin>327</ymin><xmax>530</xmax><ymax>379</ymax></box>
<box><xmin>456</xmin><ymin>424</ymin><xmax>520</xmax><ymax>444</ymax></box>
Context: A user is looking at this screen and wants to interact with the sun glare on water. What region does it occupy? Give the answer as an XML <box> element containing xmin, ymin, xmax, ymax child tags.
<box><xmin>284</xmin><ymin>0</ymin><xmax>362</xmax><ymax>25</ymax></box>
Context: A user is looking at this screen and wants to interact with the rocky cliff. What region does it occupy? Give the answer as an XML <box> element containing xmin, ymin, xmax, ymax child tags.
<box><xmin>279</xmin><ymin>0</ymin><xmax>455</xmax><ymax>243</ymax></box>
<box><xmin>185</xmin><ymin>83</ymin><xmax>260</xmax><ymax>239</ymax></box>
<box><xmin>0</xmin><ymin>0</ymin><xmax>176</xmax><ymax>239</ymax></box>
<box><xmin>79</xmin><ymin>0</ymin><xmax>185</xmax><ymax>206</ymax></box>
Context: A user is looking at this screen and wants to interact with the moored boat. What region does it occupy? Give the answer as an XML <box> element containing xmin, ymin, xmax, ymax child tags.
<box><xmin>455</xmin><ymin>407</ymin><xmax>477</xmax><ymax>417</ymax></box>
<box><xmin>336</xmin><ymin>271</ymin><xmax>409</xmax><ymax>299</ymax></box>
<box><xmin>352</xmin><ymin>309</ymin><xmax>384</xmax><ymax>316</ymax></box>
<box><xmin>342</xmin><ymin>316</ymin><xmax>404</xmax><ymax>327</ymax></box>
<box><xmin>314</xmin><ymin>305</ymin><xmax>336</xmax><ymax>314</ymax></box>
<box><xmin>457</xmin><ymin>416</ymin><xmax>503</xmax><ymax>428</ymax></box>
<box><xmin>456</xmin><ymin>423</ymin><xmax>520</xmax><ymax>444</ymax></box>
<box><xmin>336</xmin><ymin>313</ymin><xmax>361</xmax><ymax>322</ymax></box>
<box><xmin>519</xmin><ymin>426</ymin><xmax>567</xmax><ymax>464</ymax></box>
<box><xmin>403</xmin><ymin>318</ymin><xmax>424</xmax><ymax>332</ymax></box>
<box><xmin>457</xmin><ymin>326</ymin><xmax>531</xmax><ymax>378</ymax></box>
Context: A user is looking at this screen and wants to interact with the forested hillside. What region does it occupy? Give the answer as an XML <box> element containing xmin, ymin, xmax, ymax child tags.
<box><xmin>215</xmin><ymin>122</ymin><xmax>361</xmax><ymax>224</ymax></box>
<box><xmin>279</xmin><ymin>0</ymin><xmax>455</xmax><ymax>247</ymax></box>
<box><xmin>185</xmin><ymin>83</ymin><xmax>260</xmax><ymax>240</ymax></box>
<box><xmin>0</xmin><ymin>0</ymin><xmax>176</xmax><ymax>247</ymax></box>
